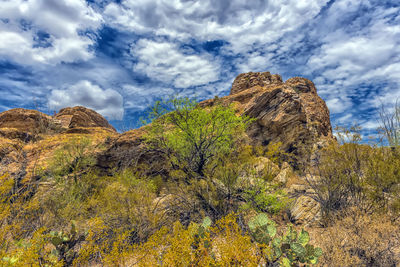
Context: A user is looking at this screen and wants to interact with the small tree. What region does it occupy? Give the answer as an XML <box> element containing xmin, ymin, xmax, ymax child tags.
<box><xmin>145</xmin><ymin>97</ymin><xmax>252</xmax><ymax>179</ymax></box>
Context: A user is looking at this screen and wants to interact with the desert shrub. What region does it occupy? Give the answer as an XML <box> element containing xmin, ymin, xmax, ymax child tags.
<box><xmin>2</xmin><ymin>228</ymin><xmax>63</xmax><ymax>267</ymax></box>
<box><xmin>0</xmin><ymin>174</ymin><xmax>13</xmax><ymax>260</ymax></box>
<box><xmin>265</xmin><ymin>141</ymin><xmax>290</xmax><ymax>168</ymax></box>
<box><xmin>305</xmin><ymin>126</ymin><xmax>400</xmax><ymax>222</ymax></box>
<box><xmin>47</xmin><ymin>136</ymin><xmax>96</xmax><ymax>183</ymax></box>
<box><xmin>142</xmin><ymin>97</ymin><xmax>255</xmax><ymax>222</ymax></box>
<box><xmin>74</xmin><ymin>217</ymin><xmax>135</xmax><ymax>266</ymax></box>
<box><xmin>158</xmin><ymin>145</ymin><xmax>286</xmax><ymax>223</ymax></box>
<box><xmin>242</xmin><ymin>186</ymin><xmax>289</xmax><ymax>215</ymax></box>
<box><xmin>0</xmin><ymin>173</ymin><xmax>43</xmax><ymax>240</ymax></box>
<box><xmin>39</xmin><ymin>171</ymin><xmax>102</xmax><ymax>229</ymax></box>
<box><xmin>131</xmin><ymin>214</ymin><xmax>259</xmax><ymax>266</ymax></box>
<box><xmin>86</xmin><ymin>170</ymin><xmax>161</xmax><ymax>242</ymax></box>
<box><xmin>317</xmin><ymin>210</ymin><xmax>400</xmax><ymax>266</ymax></box>
<box><xmin>379</xmin><ymin>100</ymin><xmax>400</xmax><ymax>146</ymax></box>
<box><xmin>130</xmin><ymin>213</ymin><xmax>322</xmax><ymax>267</ymax></box>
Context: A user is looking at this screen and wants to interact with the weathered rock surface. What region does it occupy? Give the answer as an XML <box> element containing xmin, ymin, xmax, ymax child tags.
<box><xmin>0</xmin><ymin>108</ymin><xmax>52</xmax><ymax>132</ymax></box>
<box><xmin>97</xmin><ymin>128</ymin><xmax>146</xmax><ymax>171</ymax></box>
<box><xmin>230</xmin><ymin>71</ymin><xmax>283</xmax><ymax>95</ymax></box>
<box><xmin>0</xmin><ymin>107</ymin><xmax>117</xmax><ymax>179</ymax></box>
<box><xmin>200</xmin><ymin>71</ymin><xmax>333</xmax><ymax>166</ymax></box>
<box><xmin>54</xmin><ymin>106</ymin><xmax>116</xmax><ymax>132</ymax></box>
<box><xmin>0</xmin><ymin>108</ymin><xmax>53</xmax><ymax>141</ymax></box>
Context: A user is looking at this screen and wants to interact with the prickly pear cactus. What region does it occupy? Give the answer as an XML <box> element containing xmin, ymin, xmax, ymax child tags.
<box><xmin>248</xmin><ymin>213</ymin><xmax>322</xmax><ymax>266</ymax></box>
<box><xmin>248</xmin><ymin>213</ymin><xmax>276</xmax><ymax>244</ymax></box>
<box><xmin>197</xmin><ymin>216</ymin><xmax>212</xmax><ymax>238</ymax></box>
<box><xmin>279</xmin><ymin>225</ymin><xmax>322</xmax><ymax>265</ymax></box>
<box><xmin>49</xmin><ymin>221</ymin><xmax>82</xmax><ymax>264</ymax></box>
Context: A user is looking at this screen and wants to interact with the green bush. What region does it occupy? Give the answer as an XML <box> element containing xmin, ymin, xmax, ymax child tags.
<box><xmin>144</xmin><ymin>97</ymin><xmax>253</xmax><ymax>178</ymax></box>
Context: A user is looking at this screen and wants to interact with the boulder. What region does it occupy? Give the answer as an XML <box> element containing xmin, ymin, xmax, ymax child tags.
<box><xmin>54</xmin><ymin>106</ymin><xmax>116</xmax><ymax>132</ymax></box>
<box><xmin>0</xmin><ymin>108</ymin><xmax>53</xmax><ymax>141</ymax></box>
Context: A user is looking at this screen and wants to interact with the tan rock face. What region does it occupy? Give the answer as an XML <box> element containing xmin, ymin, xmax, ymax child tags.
<box><xmin>0</xmin><ymin>108</ymin><xmax>52</xmax><ymax>131</ymax></box>
<box><xmin>54</xmin><ymin>106</ymin><xmax>116</xmax><ymax>132</ymax></box>
<box><xmin>201</xmin><ymin>72</ymin><xmax>333</xmax><ymax>167</ymax></box>
<box><xmin>0</xmin><ymin>108</ymin><xmax>53</xmax><ymax>141</ymax></box>
<box><xmin>0</xmin><ymin>106</ymin><xmax>116</xmax><ymax>180</ymax></box>
<box><xmin>230</xmin><ymin>71</ymin><xmax>283</xmax><ymax>95</ymax></box>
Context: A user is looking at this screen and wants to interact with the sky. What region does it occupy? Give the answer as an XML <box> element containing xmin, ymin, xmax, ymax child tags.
<box><xmin>0</xmin><ymin>0</ymin><xmax>399</xmax><ymax>135</ymax></box>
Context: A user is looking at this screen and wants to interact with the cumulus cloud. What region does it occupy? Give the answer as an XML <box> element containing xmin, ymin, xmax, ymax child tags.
<box><xmin>307</xmin><ymin>3</ymin><xmax>400</xmax><ymax>87</ymax></box>
<box><xmin>104</xmin><ymin>0</ymin><xmax>328</xmax><ymax>54</ymax></box>
<box><xmin>122</xmin><ymin>84</ymin><xmax>174</xmax><ymax>111</ymax></box>
<box><xmin>48</xmin><ymin>80</ymin><xmax>124</xmax><ymax>120</ymax></box>
<box><xmin>0</xmin><ymin>0</ymin><xmax>102</xmax><ymax>65</ymax></box>
<box><xmin>296</xmin><ymin>1</ymin><xmax>400</xmax><ymax>135</ymax></box>
<box><xmin>131</xmin><ymin>39</ymin><xmax>220</xmax><ymax>88</ymax></box>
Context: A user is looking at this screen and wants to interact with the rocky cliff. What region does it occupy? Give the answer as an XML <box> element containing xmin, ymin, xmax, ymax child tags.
<box><xmin>202</xmin><ymin>71</ymin><xmax>332</xmax><ymax>166</ymax></box>
<box><xmin>0</xmin><ymin>70</ymin><xmax>333</xmax><ymax>182</ymax></box>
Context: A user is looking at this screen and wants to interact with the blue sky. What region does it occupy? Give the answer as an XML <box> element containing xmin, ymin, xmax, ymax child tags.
<box><xmin>0</xmin><ymin>0</ymin><xmax>399</xmax><ymax>135</ymax></box>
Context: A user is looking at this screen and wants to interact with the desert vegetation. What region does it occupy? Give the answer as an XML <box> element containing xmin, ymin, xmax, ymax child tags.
<box><xmin>0</xmin><ymin>97</ymin><xmax>399</xmax><ymax>266</ymax></box>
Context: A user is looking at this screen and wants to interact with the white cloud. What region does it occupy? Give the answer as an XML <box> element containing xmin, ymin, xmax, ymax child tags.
<box><xmin>307</xmin><ymin>4</ymin><xmax>400</xmax><ymax>89</ymax></box>
<box><xmin>304</xmin><ymin>2</ymin><xmax>400</xmax><ymax>133</ymax></box>
<box><xmin>104</xmin><ymin>0</ymin><xmax>329</xmax><ymax>54</ymax></box>
<box><xmin>0</xmin><ymin>0</ymin><xmax>102</xmax><ymax>65</ymax></box>
<box><xmin>325</xmin><ymin>97</ymin><xmax>353</xmax><ymax>114</ymax></box>
<box><xmin>48</xmin><ymin>80</ymin><xmax>124</xmax><ymax>120</ymax></box>
<box><xmin>122</xmin><ymin>84</ymin><xmax>174</xmax><ymax>111</ymax></box>
<box><xmin>131</xmin><ymin>39</ymin><xmax>220</xmax><ymax>88</ymax></box>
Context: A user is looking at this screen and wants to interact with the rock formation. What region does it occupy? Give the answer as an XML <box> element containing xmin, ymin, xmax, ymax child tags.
<box><xmin>230</xmin><ymin>71</ymin><xmax>283</xmax><ymax>95</ymax></box>
<box><xmin>0</xmin><ymin>108</ymin><xmax>53</xmax><ymax>141</ymax></box>
<box><xmin>54</xmin><ymin>106</ymin><xmax>116</xmax><ymax>132</ymax></box>
<box><xmin>97</xmin><ymin>71</ymin><xmax>333</xmax><ymax>174</ymax></box>
<box><xmin>0</xmin><ymin>106</ymin><xmax>116</xmax><ymax>181</ymax></box>
<box><xmin>201</xmin><ymin>71</ymin><xmax>333</xmax><ymax>167</ymax></box>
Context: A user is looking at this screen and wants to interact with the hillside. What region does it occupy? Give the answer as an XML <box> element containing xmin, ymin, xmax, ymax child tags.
<box><xmin>0</xmin><ymin>71</ymin><xmax>399</xmax><ymax>266</ymax></box>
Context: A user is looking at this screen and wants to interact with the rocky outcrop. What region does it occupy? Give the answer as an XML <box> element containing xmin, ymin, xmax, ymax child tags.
<box><xmin>0</xmin><ymin>106</ymin><xmax>117</xmax><ymax>180</ymax></box>
<box><xmin>54</xmin><ymin>106</ymin><xmax>116</xmax><ymax>132</ymax></box>
<box><xmin>97</xmin><ymin>128</ymin><xmax>146</xmax><ymax>171</ymax></box>
<box><xmin>0</xmin><ymin>108</ymin><xmax>53</xmax><ymax>141</ymax></box>
<box><xmin>96</xmin><ymin>128</ymin><xmax>167</xmax><ymax>176</ymax></box>
<box><xmin>0</xmin><ymin>108</ymin><xmax>52</xmax><ymax>131</ymax></box>
<box><xmin>230</xmin><ymin>71</ymin><xmax>283</xmax><ymax>95</ymax></box>
<box><xmin>0</xmin><ymin>106</ymin><xmax>116</xmax><ymax>142</ymax></box>
<box><xmin>200</xmin><ymin>71</ymin><xmax>333</xmax><ymax>167</ymax></box>
<box><xmin>97</xmin><ymin>71</ymin><xmax>333</xmax><ymax>172</ymax></box>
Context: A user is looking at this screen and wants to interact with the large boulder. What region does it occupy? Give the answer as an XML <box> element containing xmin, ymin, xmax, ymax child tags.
<box><xmin>54</xmin><ymin>106</ymin><xmax>116</xmax><ymax>132</ymax></box>
<box><xmin>0</xmin><ymin>108</ymin><xmax>54</xmax><ymax>141</ymax></box>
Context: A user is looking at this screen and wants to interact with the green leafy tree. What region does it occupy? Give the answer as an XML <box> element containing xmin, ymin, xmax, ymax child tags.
<box><xmin>145</xmin><ymin>97</ymin><xmax>252</xmax><ymax>178</ymax></box>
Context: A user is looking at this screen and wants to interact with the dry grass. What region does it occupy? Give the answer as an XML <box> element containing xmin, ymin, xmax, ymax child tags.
<box><xmin>311</xmin><ymin>210</ymin><xmax>400</xmax><ymax>266</ymax></box>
